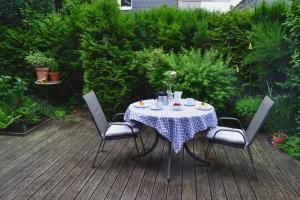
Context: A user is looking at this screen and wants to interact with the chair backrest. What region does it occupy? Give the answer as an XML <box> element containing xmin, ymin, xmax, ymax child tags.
<box><xmin>246</xmin><ymin>96</ymin><xmax>274</xmax><ymax>146</ymax></box>
<box><xmin>83</xmin><ymin>91</ymin><xmax>108</xmax><ymax>137</ymax></box>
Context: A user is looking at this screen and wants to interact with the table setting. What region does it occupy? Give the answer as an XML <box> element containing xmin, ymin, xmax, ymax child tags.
<box><xmin>124</xmin><ymin>71</ymin><xmax>218</xmax><ymax>180</ymax></box>
<box><xmin>124</xmin><ymin>91</ymin><xmax>217</xmax><ymax>153</ymax></box>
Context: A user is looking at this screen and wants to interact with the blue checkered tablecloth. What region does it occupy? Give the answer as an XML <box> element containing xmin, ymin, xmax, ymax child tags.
<box><xmin>124</xmin><ymin>99</ymin><xmax>218</xmax><ymax>153</ymax></box>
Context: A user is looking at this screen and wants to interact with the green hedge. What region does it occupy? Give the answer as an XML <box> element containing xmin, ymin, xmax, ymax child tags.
<box><xmin>0</xmin><ymin>0</ymin><xmax>293</xmax><ymax>116</ymax></box>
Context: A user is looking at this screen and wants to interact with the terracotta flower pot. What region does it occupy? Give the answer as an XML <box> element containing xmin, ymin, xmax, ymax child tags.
<box><xmin>49</xmin><ymin>72</ymin><xmax>60</xmax><ymax>81</ymax></box>
<box><xmin>272</xmin><ymin>131</ymin><xmax>288</xmax><ymax>148</ymax></box>
<box><xmin>35</xmin><ymin>68</ymin><xmax>49</xmax><ymax>81</ymax></box>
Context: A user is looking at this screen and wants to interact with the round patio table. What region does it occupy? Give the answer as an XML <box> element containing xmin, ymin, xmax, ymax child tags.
<box><xmin>124</xmin><ymin>99</ymin><xmax>218</xmax><ymax>179</ymax></box>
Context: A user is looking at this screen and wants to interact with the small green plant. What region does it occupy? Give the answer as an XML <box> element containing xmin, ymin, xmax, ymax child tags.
<box><xmin>278</xmin><ymin>135</ymin><xmax>300</xmax><ymax>160</ymax></box>
<box><xmin>0</xmin><ymin>75</ymin><xmax>66</xmax><ymax>130</ymax></box>
<box><xmin>274</xmin><ymin>131</ymin><xmax>287</xmax><ymax>138</ymax></box>
<box><xmin>25</xmin><ymin>51</ymin><xmax>53</xmax><ymax>68</ymax></box>
<box><xmin>267</xmin><ymin>95</ymin><xmax>297</xmax><ymax>135</ymax></box>
<box><xmin>0</xmin><ymin>110</ymin><xmax>21</xmax><ymax>129</ymax></box>
<box><xmin>0</xmin><ymin>75</ymin><xmax>27</xmax><ymax>107</ymax></box>
<box><xmin>53</xmin><ymin>109</ymin><xmax>66</xmax><ymax>118</ymax></box>
<box><xmin>236</xmin><ymin>96</ymin><xmax>262</xmax><ymax>122</ymax></box>
<box><xmin>49</xmin><ymin>59</ymin><xmax>58</xmax><ymax>72</ymax></box>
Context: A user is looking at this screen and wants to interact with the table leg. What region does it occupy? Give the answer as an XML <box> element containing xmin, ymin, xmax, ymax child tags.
<box><xmin>183</xmin><ymin>143</ymin><xmax>210</xmax><ymax>166</ymax></box>
<box><xmin>132</xmin><ymin>129</ymin><xmax>159</xmax><ymax>160</ymax></box>
<box><xmin>167</xmin><ymin>141</ymin><xmax>173</xmax><ymax>181</ymax></box>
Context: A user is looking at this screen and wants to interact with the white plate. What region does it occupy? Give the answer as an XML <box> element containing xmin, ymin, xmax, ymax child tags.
<box><xmin>195</xmin><ymin>106</ymin><xmax>212</xmax><ymax>111</ymax></box>
<box><xmin>172</xmin><ymin>106</ymin><xmax>183</xmax><ymax>111</ymax></box>
<box><xmin>134</xmin><ymin>103</ymin><xmax>150</xmax><ymax>108</ymax></box>
<box><xmin>184</xmin><ymin>102</ymin><xmax>196</xmax><ymax>106</ymax></box>
<box><xmin>150</xmin><ymin>106</ymin><xmax>163</xmax><ymax>110</ymax></box>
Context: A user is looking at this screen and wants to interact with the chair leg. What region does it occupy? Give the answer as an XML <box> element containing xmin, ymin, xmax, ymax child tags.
<box><xmin>167</xmin><ymin>142</ymin><xmax>173</xmax><ymax>181</ymax></box>
<box><xmin>92</xmin><ymin>140</ymin><xmax>103</xmax><ymax>168</ymax></box>
<box><xmin>139</xmin><ymin>135</ymin><xmax>146</xmax><ymax>153</ymax></box>
<box><xmin>246</xmin><ymin>146</ymin><xmax>258</xmax><ymax>181</ymax></box>
<box><xmin>134</xmin><ymin>137</ymin><xmax>140</xmax><ymax>153</ymax></box>
<box><xmin>205</xmin><ymin>140</ymin><xmax>214</xmax><ymax>160</ymax></box>
<box><xmin>100</xmin><ymin>140</ymin><xmax>106</xmax><ymax>152</ymax></box>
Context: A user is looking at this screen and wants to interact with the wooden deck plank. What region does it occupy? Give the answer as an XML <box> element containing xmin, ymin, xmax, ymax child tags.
<box><xmin>134</xmin><ymin>140</ymin><xmax>165</xmax><ymax>200</ymax></box>
<box><xmin>181</xmin><ymin>141</ymin><xmax>197</xmax><ymax>200</ymax></box>
<box><xmin>223</xmin><ymin>145</ymin><xmax>257</xmax><ymax>200</ymax></box>
<box><xmin>248</xmin><ymin>145</ymin><xmax>287</xmax><ymax>200</ymax></box>
<box><xmin>0</xmin><ymin>121</ymin><xmax>83</xmax><ymax>188</ymax></box>
<box><xmin>0</xmin><ymin>121</ymin><xmax>299</xmax><ymax>200</ymax></box>
<box><xmin>120</xmin><ymin>131</ymin><xmax>164</xmax><ymax>200</ymax></box>
<box><xmin>207</xmin><ymin>145</ymin><xmax>227</xmax><ymax>200</ymax></box>
<box><xmin>43</xmin><ymin>136</ymin><xmax>115</xmax><ymax>200</ymax></box>
<box><xmin>214</xmin><ymin>144</ymin><xmax>242</xmax><ymax>200</ymax></box>
<box><xmin>166</xmin><ymin>146</ymin><xmax>183</xmax><ymax>200</ymax></box>
<box><xmin>0</xmin><ymin>122</ymin><xmax>89</xmax><ymax>197</ymax></box>
<box><xmin>150</xmin><ymin>141</ymin><xmax>169</xmax><ymax>200</ymax></box>
<box><xmin>0</xmin><ymin>122</ymin><xmax>94</xmax><ymax>200</ymax></box>
<box><xmin>256</xmin><ymin>136</ymin><xmax>300</xmax><ymax>196</ymax></box>
<box><xmin>235</xmin><ymin>148</ymin><xmax>272</xmax><ymax>200</ymax></box>
<box><xmin>89</xmin><ymin>139</ymin><xmax>138</xmax><ymax>200</ymax></box>
<box><xmin>57</xmin><ymin>139</ymin><xmax>119</xmax><ymax>200</ymax></box>
<box><xmin>195</xmin><ymin>136</ymin><xmax>211</xmax><ymax>200</ymax></box>
<box><xmin>252</xmin><ymin>140</ymin><xmax>299</xmax><ymax>200</ymax></box>
<box><xmin>74</xmin><ymin>139</ymin><xmax>129</xmax><ymax>200</ymax></box>
<box><xmin>104</xmin><ymin>130</ymin><xmax>152</xmax><ymax>200</ymax></box>
<box><xmin>0</xmin><ymin>120</ymin><xmax>67</xmax><ymax>163</ymax></box>
<box><xmin>12</xmin><ymin>129</ymin><xmax>96</xmax><ymax>200</ymax></box>
<box><xmin>0</xmin><ymin>120</ymin><xmax>64</xmax><ymax>153</ymax></box>
<box><xmin>0</xmin><ymin>120</ymin><xmax>73</xmax><ymax>171</ymax></box>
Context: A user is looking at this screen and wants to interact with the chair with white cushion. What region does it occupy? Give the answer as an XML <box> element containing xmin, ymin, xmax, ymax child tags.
<box><xmin>83</xmin><ymin>91</ymin><xmax>145</xmax><ymax>168</ymax></box>
<box><xmin>205</xmin><ymin>96</ymin><xmax>274</xmax><ymax>179</ymax></box>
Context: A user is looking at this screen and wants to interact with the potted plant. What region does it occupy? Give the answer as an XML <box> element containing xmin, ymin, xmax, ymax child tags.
<box><xmin>49</xmin><ymin>60</ymin><xmax>60</xmax><ymax>81</ymax></box>
<box><xmin>272</xmin><ymin>131</ymin><xmax>288</xmax><ymax>148</ymax></box>
<box><xmin>25</xmin><ymin>51</ymin><xmax>52</xmax><ymax>81</ymax></box>
<box><xmin>266</xmin><ymin>95</ymin><xmax>295</xmax><ymax>148</ymax></box>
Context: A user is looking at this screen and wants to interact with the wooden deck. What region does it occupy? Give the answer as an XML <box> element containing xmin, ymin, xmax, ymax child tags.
<box><xmin>0</xmin><ymin>119</ymin><xmax>299</xmax><ymax>200</ymax></box>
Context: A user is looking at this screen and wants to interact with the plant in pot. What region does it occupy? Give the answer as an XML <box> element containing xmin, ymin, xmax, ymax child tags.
<box><xmin>49</xmin><ymin>60</ymin><xmax>60</xmax><ymax>81</ymax></box>
<box><xmin>272</xmin><ymin>130</ymin><xmax>288</xmax><ymax>148</ymax></box>
<box><xmin>25</xmin><ymin>51</ymin><xmax>52</xmax><ymax>81</ymax></box>
<box><xmin>267</xmin><ymin>95</ymin><xmax>296</xmax><ymax>148</ymax></box>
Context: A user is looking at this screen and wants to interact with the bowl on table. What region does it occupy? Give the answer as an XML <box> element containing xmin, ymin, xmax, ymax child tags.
<box><xmin>172</xmin><ymin>102</ymin><xmax>183</xmax><ymax>111</ymax></box>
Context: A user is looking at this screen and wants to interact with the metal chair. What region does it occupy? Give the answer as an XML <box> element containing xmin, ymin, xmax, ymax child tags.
<box><xmin>205</xmin><ymin>96</ymin><xmax>274</xmax><ymax>180</ymax></box>
<box><xmin>83</xmin><ymin>91</ymin><xmax>145</xmax><ymax>168</ymax></box>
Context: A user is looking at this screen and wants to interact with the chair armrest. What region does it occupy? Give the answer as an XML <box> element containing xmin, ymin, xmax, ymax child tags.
<box><xmin>218</xmin><ymin>117</ymin><xmax>245</xmax><ymax>131</ymax></box>
<box><xmin>112</xmin><ymin>113</ymin><xmax>125</xmax><ymax>122</ymax></box>
<box><xmin>105</xmin><ymin>122</ymin><xmax>137</xmax><ymax>136</ymax></box>
<box><xmin>212</xmin><ymin>128</ymin><xmax>246</xmax><ymax>144</ymax></box>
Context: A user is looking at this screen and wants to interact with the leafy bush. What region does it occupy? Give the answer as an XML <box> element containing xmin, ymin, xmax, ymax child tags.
<box><xmin>283</xmin><ymin>0</ymin><xmax>300</xmax><ymax>131</ymax></box>
<box><xmin>0</xmin><ymin>75</ymin><xmax>27</xmax><ymax>107</ymax></box>
<box><xmin>78</xmin><ymin>0</ymin><xmax>136</xmax><ymax>117</ymax></box>
<box><xmin>0</xmin><ymin>75</ymin><xmax>66</xmax><ymax>130</ymax></box>
<box><xmin>236</xmin><ymin>96</ymin><xmax>262</xmax><ymax>122</ymax></box>
<box><xmin>134</xmin><ymin>48</ymin><xmax>237</xmax><ymax>110</ymax></box>
<box><xmin>278</xmin><ymin>135</ymin><xmax>300</xmax><ymax>160</ymax></box>
<box><xmin>0</xmin><ymin>0</ymin><xmax>55</xmax><ymax>26</ymax></box>
<box><xmin>246</xmin><ymin>22</ymin><xmax>290</xmax><ymax>93</ymax></box>
<box><xmin>251</xmin><ymin>0</ymin><xmax>288</xmax><ymax>23</ymax></box>
<box><xmin>0</xmin><ymin>110</ymin><xmax>21</xmax><ymax>129</ymax></box>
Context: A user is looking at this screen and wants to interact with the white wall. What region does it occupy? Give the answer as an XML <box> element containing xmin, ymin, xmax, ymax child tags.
<box><xmin>178</xmin><ymin>0</ymin><xmax>241</xmax><ymax>12</ymax></box>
